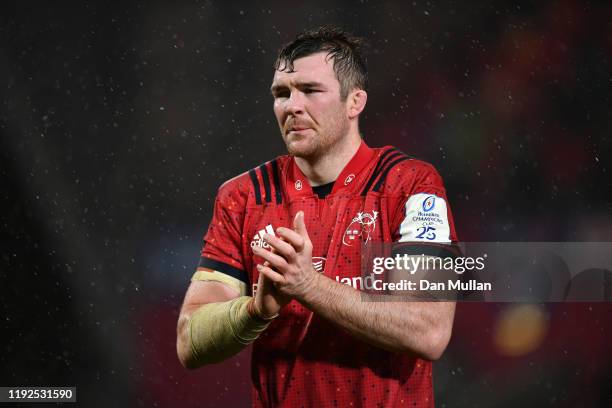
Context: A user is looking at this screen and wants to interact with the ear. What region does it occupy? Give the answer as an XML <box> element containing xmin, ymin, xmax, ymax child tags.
<box><xmin>347</xmin><ymin>89</ymin><xmax>367</xmax><ymax>119</ymax></box>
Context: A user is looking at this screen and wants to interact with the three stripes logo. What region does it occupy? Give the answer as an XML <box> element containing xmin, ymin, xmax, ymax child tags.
<box><xmin>250</xmin><ymin>224</ymin><xmax>276</xmax><ymax>249</ymax></box>
<box><xmin>360</xmin><ymin>147</ymin><xmax>412</xmax><ymax>195</ymax></box>
<box><xmin>248</xmin><ymin>159</ymin><xmax>282</xmax><ymax>205</ymax></box>
<box><xmin>312</xmin><ymin>257</ymin><xmax>326</xmax><ymax>273</ymax></box>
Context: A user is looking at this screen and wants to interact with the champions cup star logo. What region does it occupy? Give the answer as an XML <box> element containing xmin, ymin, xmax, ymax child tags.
<box><xmin>422</xmin><ymin>195</ymin><xmax>436</xmax><ymax>212</ymax></box>
<box><xmin>344</xmin><ymin>173</ymin><xmax>355</xmax><ymax>185</ymax></box>
<box><xmin>342</xmin><ymin>210</ymin><xmax>378</xmax><ymax>246</ymax></box>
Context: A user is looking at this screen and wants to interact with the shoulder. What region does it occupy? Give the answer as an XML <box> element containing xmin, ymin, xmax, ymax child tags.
<box><xmin>216</xmin><ymin>155</ymin><xmax>291</xmax><ymax>207</ymax></box>
<box><xmin>372</xmin><ymin>146</ymin><xmax>445</xmax><ymax>196</ymax></box>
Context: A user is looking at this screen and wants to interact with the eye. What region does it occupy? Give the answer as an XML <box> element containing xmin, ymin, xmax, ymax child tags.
<box><xmin>303</xmin><ymin>89</ymin><xmax>320</xmax><ymax>94</ymax></box>
<box><xmin>273</xmin><ymin>90</ymin><xmax>289</xmax><ymax>99</ymax></box>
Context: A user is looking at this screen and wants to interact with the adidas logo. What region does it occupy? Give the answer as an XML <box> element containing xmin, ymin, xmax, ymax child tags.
<box><xmin>250</xmin><ymin>224</ymin><xmax>276</xmax><ymax>249</ymax></box>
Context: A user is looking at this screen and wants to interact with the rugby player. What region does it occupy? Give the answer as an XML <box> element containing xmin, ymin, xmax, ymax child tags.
<box><xmin>177</xmin><ymin>26</ymin><xmax>458</xmax><ymax>407</ymax></box>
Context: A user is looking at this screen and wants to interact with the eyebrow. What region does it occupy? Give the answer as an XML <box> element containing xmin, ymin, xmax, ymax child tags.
<box><xmin>270</xmin><ymin>81</ymin><xmax>326</xmax><ymax>94</ymax></box>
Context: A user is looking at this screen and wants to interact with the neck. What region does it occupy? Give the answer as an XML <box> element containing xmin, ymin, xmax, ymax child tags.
<box><xmin>294</xmin><ymin>130</ymin><xmax>362</xmax><ymax>187</ymax></box>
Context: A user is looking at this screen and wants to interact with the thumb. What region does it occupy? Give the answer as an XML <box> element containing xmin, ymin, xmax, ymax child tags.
<box><xmin>293</xmin><ymin>211</ymin><xmax>310</xmax><ymax>240</ymax></box>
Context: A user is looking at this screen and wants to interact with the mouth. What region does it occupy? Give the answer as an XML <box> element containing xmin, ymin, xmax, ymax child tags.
<box><xmin>285</xmin><ymin>124</ymin><xmax>312</xmax><ymax>135</ymax></box>
<box><xmin>288</xmin><ymin>127</ymin><xmax>310</xmax><ymax>133</ymax></box>
<box><xmin>284</xmin><ymin>117</ymin><xmax>314</xmax><ymax>134</ymax></box>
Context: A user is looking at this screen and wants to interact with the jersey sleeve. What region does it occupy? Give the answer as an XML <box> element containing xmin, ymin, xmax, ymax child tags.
<box><xmin>389</xmin><ymin>161</ymin><xmax>459</xmax><ymax>258</ymax></box>
<box><xmin>193</xmin><ymin>180</ymin><xmax>249</xmax><ymax>296</ymax></box>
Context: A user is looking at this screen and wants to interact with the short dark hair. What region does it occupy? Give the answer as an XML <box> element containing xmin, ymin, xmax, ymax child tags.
<box><xmin>274</xmin><ymin>26</ymin><xmax>368</xmax><ymax>100</ymax></box>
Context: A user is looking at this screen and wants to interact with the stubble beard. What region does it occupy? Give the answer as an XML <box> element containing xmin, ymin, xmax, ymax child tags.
<box><xmin>283</xmin><ymin>109</ymin><xmax>350</xmax><ymax>161</ymax></box>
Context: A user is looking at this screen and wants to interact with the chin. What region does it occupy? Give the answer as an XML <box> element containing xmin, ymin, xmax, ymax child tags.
<box><xmin>285</xmin><ymin>139</ymin><xmax>318</xmax><ymax>158</ymax></box>
<box><xmin>287</xmin><ymin>146</ymin><xmax>315</xmax><ymax>158</ymax></box>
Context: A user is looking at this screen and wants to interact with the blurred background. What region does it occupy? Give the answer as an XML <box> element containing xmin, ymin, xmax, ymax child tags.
<box><xmin>1</xmin><ymin>0</ymin><xmax>611</xmax><ymax>406</ymax></box>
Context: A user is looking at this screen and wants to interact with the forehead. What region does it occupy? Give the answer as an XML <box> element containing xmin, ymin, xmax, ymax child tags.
<box><xmin>272</xmin><ymin>52</ymin><xmax>338</xmax><ymax>87</ymax></box>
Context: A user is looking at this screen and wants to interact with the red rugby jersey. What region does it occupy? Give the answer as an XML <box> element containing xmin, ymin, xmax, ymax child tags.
<box><xmin>196</xmin><ymin>141</ymin><xmax>458</xmax><ymax>407</ymax></box>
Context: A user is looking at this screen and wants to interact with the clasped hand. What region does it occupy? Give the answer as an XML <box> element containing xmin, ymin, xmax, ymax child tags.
<box><xmin>252</xmin><ymin>211</ymin><xmax>319</xmax><ymax>300</ymax></box>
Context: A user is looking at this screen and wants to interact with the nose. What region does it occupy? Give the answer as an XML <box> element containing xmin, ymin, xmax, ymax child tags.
<box><xmin>284</xmin><ymin>91</ymin><xmax>305</xmax><ymax>116</ymax></box>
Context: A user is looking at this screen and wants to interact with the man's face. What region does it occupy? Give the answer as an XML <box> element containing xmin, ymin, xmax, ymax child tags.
<box><xmin>271</xmin><ymin>52</ymin><xmax>350</xmax><ymax>159</ymax></box>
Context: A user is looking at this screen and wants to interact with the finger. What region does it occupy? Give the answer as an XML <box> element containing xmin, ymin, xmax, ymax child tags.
<box><xmin>257</xmin><ymin>264</ymin><xmax>285</xmax><ymax>284</ymax></box>
<box><xmin>275</xmin><ymin>227</ymin><xmax>305</xmax><ymax>252</ymax></box>
<box><xmin>293</xmin><ymin>211</ymin><xmax>311</xmax><ymax>241</ymax></box>
<box><xmin>252</xmin><ymin>246</ymin><xmax>289</xmax><ymax>271</ymax></box>
<box><xmin>263</xmin><ymin>233</ymin><xmax>296</xmax><ymax>261</ymax></box>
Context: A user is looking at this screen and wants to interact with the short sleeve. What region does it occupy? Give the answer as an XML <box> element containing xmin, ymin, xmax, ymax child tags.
<box><xmin>193</xmin><ymin>182</ymin><xmax>249</xmax><ymax>295</ymax></box>
<box><xmin>390</xmin><ymin>162</ymin><xmax>459</xmax><ymax>257</ymax></box>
